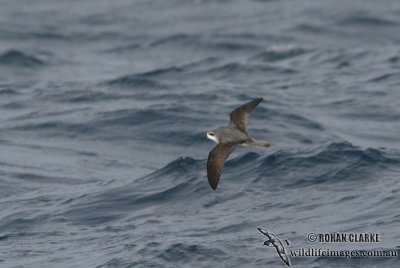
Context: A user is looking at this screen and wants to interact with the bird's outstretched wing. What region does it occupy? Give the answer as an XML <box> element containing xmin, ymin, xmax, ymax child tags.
<box><xmin>278</xmin><ymin>251</ymin><xmax>291</xmax><ymax>267</ymax></box>
<box><xmin>207</xmin><ymin>143</ymin><xmax>236</xmax><ymax>190</ymax></box>
<box><xmin>257</xmin><ymin>227</ymin><xmax>271</xmax><ymax>238</ymax></box>
<box><xmin>229</xmin><ymin>98</ymin><xmax>263</xmax><ymax>133</ymax></box>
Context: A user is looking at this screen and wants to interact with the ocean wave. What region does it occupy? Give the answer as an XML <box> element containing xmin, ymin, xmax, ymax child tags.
<box><xmin>250</xmin><ymin>45</ymin><xmax>308</xmax><ymax>62</ymax></box>
<box><xmin>149</xmin><ymin>33</ymin><xmax>201</xmax><ymax>47</ymax></box>
<box><xmin>257</xmin><ymin>142</ymin><xmax>399</xmax><ymax>188</ymax></box>
<box><xmin>203</xmin><ymin>62</ymin><xmax>297</xmax><ymax>79</ymax></box>
<box><xmin>149</xmin><ymin>33</ymin><xmax>263</xmax><ymax>52</ymax></box>
<box><xmin>206</xmin><ymin>41</ymin><xmax>260</xmax><ymax>51</ymax></box>
<box><xmin>136</xmin><ymin>66</ymin><xmax>185</xmax><ymax>78</ymax></box>
<box><xmin>104</xmin><ymin>57</ymin><xmax>224</xmax><ymax>85</ymax></box>
<box><xmin>103</xmin><ymin>43</ymin><xmax>141</xmax><ymax>53</ymax></box>
<box><xmin>53</xmin><ymin>90</ymin><xmax>122</xmax><ymax>104</ymax></box>
<box><xmin>59</xmin><ymin>157</ymin><xmax>206</xmax><ymax>225</ymax></box>
<box><xmin>337</xmin><ymin>14</ymin><xmax>399</xmax><ymax>27</ymax></box>
<box><xmin>96</xmin><ymin>108</ymin><xmax>171</xmax><ymax>127</ymax></box>
<box><xmin>157</xmin><ymin>243</ymin><xmax>227</xmax><ymax>263</ymax></box>
<box><xmin>103</xmin><ymin>57</ymin><xmax>218</xmax><ymax>89</ymax></box>
<box><xmin>293</xmin><ymin>23</ymin><xmax>327</xmax><ymax>34</ymax></box>
<box><xmin>34</xmin><ymin>84</ymin><xmax>126</xmax><ymax>103</ymax></box>
<box><xmin>11</xmin><ymin>121</ymin><xmax>95</xmax><ymax>136</ymax></box>
<box><xmin>104</xmin><ymin>75</ymin><xmax>169</xmax><ymax>89</ymax></box>
<box><xmin>0</xmin><ymin>27</ymin><xmax>68</xmax><ymax>41</ymax></box>
<box><xmin>0</xmin><ymin>50</ymin><xmax>45</xmax><ymax>67</ymax></box>
<box><xmin>57</xmin><ymin>141</ymin><xmax>400</xmax><ymax>227</ymax></box>
<box><xmin>0</xmin><ymin>86</ymin><xmax>19</xmax><ymax>95</ymax></box>
<box><xmin>367</xmin><ymin>72</ymin><xmax>400</xmax><ymax>83</ymax></box>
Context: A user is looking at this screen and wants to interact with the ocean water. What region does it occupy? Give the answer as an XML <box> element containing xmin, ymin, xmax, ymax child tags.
<box><xmin>1</xmin><ymin>0</ymin><xmax>400</xmax><ymax>267</ymax></box>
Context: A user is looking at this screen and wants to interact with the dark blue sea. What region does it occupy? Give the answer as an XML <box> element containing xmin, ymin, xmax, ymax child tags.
<box><xmin>1</xmin><ymin>0</ymin><xmax>400</xmax><ymax>267</ymax></box>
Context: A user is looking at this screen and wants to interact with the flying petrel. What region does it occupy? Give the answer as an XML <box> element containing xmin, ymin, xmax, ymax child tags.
<box><xmin>257</xmin><ymin>227</ymin><xmax>291</xmax><ymax>267</ymax></box>
<box><xmin>206</xmin><ymin>98</ymin><xmax>269</xmax><ymax>190</ymax></box>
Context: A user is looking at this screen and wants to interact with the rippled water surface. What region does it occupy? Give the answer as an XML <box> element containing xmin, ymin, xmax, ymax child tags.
<box><xmin>1</xmin><ymin>0</ymin><xmax>400</xmax><ymax>267</ymax></box>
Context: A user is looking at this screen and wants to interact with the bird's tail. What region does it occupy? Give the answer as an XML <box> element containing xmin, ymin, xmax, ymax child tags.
<box><xmin>243</xmin><ymin>139</ymin><xmax>270</xmax><ymax>148</ymax></box>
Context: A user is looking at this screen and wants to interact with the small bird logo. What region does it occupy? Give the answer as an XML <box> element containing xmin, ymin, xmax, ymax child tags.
<box><xmin>257</xmin><ymin>227</ymin><xmax>291</xmax><ymax>267</ymax></box>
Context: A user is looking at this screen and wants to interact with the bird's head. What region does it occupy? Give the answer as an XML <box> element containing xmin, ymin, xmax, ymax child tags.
<box><xmin>206</xmin><ymin>131</ymin><xmax>219</xmax><ymax>144</ymax></box>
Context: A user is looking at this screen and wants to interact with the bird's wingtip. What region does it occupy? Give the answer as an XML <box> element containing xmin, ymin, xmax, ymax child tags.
<box><xmin>257</xmin><ymin>227</ymin><xmax>268</xmax><ymax>234</ymax></box>
<box><xmin>208</xmin><ymin>181</ymin><xmax>218</xmax><ymax>190</ymax></box>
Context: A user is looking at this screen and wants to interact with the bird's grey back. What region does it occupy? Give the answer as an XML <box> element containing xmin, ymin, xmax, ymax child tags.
<box><xmin>215</xmin><ymin>128</ymin><xmax>248</xmax><ymax>143</ymax></box>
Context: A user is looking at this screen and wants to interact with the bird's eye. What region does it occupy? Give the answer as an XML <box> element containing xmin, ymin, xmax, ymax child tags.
<box><xmin>209</xmin><ymin>132</ymin><xmax>215</xmax><ymax>136</ymax></box>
